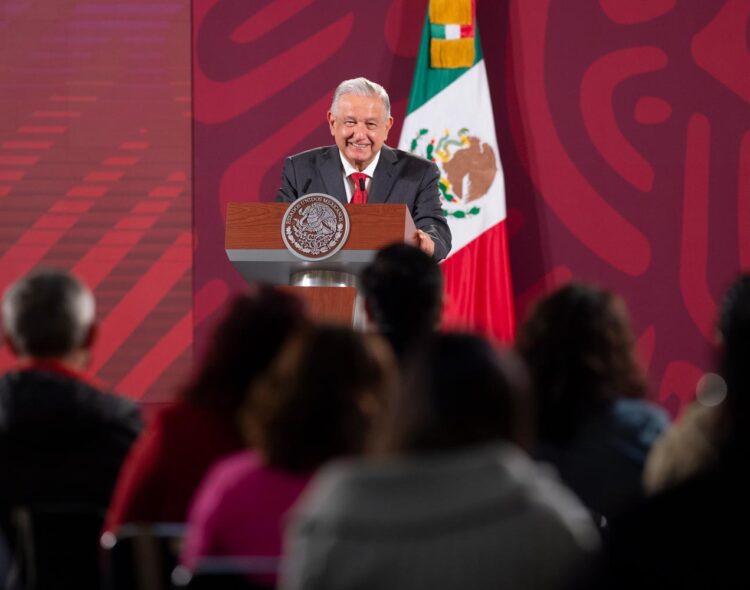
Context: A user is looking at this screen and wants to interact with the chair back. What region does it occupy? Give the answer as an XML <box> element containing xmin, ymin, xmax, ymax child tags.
<box><xmin>171</xmin><ymin>556</ymin><xmax>279</xmax><ymax>590</ymax></box>
<box><xmin>99</xmin><ymin>522</ymin><xmax>185</xmax><ymax>590</ymax></box>
<box><xmin>9</xmin><ymin>503</ymin><xmax>106</xmax><ymax>590</ymax></box>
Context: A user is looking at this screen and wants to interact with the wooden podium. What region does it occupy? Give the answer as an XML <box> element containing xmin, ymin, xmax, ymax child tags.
<box><xmin>225</xmin><ymin>202</ymin><xmax>417</xmax><ymax>325</ymax></box>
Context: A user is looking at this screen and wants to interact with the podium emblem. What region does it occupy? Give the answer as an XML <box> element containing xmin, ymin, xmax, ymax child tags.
<box><xmin>281</xmin><ymin>193</ymin><xmax>350</xmax><ymax>261</ymax></box>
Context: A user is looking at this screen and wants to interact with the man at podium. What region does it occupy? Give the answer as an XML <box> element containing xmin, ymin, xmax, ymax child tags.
<box><xmin>275</xmin><ymin>77</ymin><xmax>452</xmax><ymax>261</ymax></box>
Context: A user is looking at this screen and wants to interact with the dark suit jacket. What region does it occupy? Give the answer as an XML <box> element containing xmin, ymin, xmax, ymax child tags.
<box><xmin>0</xmin><ymin>366</ymin><xmax>142</xmax><ymax>589</ymax></box>
<box><xmin>275</xmin><ymin>145</ymin><xmax>451</xmax><ymax>260</ymax></box>
<box><xmin>0</xmin><ymin>367</ymin><xmax>142</xmax><ymax>526</ymax></box>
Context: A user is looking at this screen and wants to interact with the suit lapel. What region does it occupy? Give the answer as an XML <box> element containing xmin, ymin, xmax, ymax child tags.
<box><xmin>369</xmin><ymin>146</ymin><xmax>398</xmax><ymax>204</ymax></box>
<box><xmin>318</xmin><ymin>147</ymin><xmax>347</xmax><ymax>204</ymax></box>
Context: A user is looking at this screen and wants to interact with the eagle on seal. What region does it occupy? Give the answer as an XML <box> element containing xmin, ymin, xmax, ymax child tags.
<box><xmin>295</xmin><ymin>202</ymin><xmax>338</xmax><ymax>236</ymax></box>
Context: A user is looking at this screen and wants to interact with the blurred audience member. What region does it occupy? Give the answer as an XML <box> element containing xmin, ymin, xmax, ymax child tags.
<box><xmin>641</xmin><ymin>279</ymin><xmax>746</xmax><ymax>494</ymax></box>
<box><xmin>104</xmin><ymin>287</ymin><xmax>307</xmax><ymax>532</ymax></box>
<box><xmin>641</xmin><ymin>396</ymin><xmax>721</xmax><ymax>494</ymax></box>
<box><xmin>360</xmin><ymin>243</ymin><xmax>442</xmax><ymax>363</ymax></box>
<box><xmin>0</xmin><ymin>269</ymin><xmax>141</xmax><ymax>538</ymax></box>
<box><xmin>579</xmin><ymin>274</ymin><xmax>750</xmax><ymax>588</ymax></box>
<box><xmin>517</xmin><ymin>283</ymin><xmax>669</xmax><ymax>520</ymax></box>
<box><xmin>282</xmin><ymin>333</ymin><xmax>598</xmax><ymax>590</ymax></box>
<box><xmin>181</xmin><ymin>326</ymin><xmax>396</xmax><ymax>582</ymax></box>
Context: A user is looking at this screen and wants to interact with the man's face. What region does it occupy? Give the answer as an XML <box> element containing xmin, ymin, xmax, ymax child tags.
<box><xmin>327</xmin><ymin>94</ymin><xmax>393</xmax><ymax>171</ymax></box>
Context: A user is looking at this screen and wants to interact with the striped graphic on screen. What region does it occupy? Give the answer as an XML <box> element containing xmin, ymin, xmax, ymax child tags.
<box><xmin>0</xmin><ymin>1</ymin><xmax>192</xmax><ymax>403</ymax></box>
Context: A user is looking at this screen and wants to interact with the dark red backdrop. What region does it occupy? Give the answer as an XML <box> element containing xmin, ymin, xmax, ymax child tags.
<box><xmin>2</xmin><ymin>1</ymin><xmax>748</xmax><ymax>412</ymax></box>
<box><xmin>0</xmin><ymin>0</ymin><xmax>191</xmax><ymax>403</ymax></box>
<box><xmin>193</xmin><ymin>0</ymin><xmax>750</xmax><ymax>416</ymax></box>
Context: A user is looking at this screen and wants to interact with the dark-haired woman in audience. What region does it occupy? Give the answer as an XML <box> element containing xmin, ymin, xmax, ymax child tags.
<box><xmin>103</xmin><ymin>287</ymin><xmax>308</xmax><ymax>532</ymax></box>
<box><xmin>575</xmin><ymin>274</ymin><xmax>750</xmax><ymax>589</ymax></box>
<box><xmin>180</xmin><ymin>326</ymin><xmax>395</xmax><ymax>581</ymax></box>
<box><xmin>516</xmin><ymin>282</ymin><xmax>669</xmax><ymax>521</ymax></box>
<box><xmin>282</xmin><ymin>333</ymin><xmax>598</xmax><ymax>590</ymax></box>
<box><xmin>641</xmin><ymin>276</ymin><xmax>750</xmax><ymax>494</ymax></box>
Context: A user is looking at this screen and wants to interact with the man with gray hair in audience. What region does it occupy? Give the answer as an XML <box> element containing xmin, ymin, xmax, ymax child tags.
<box><xmin>0</xmin><ymin>270</ymin><xmax>142</xmax><ymax>544</ymax></box>
<box><xmin>276</xmin><ymin>76</ymin><xmax>451</xmax><ymax>261</ymax></box>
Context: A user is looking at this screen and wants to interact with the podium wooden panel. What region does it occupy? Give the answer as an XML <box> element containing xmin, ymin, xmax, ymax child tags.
<box><xmin>226</xmin><ymin>203</ymin><xmax>417</xmax><ymax>325</ymax></box>
<box><xmin>277</xmin><ymin>286</ymin><xmax>357</xmax><ymax>325</ymax></box>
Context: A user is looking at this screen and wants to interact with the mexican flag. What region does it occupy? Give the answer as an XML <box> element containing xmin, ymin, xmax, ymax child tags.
<box><xmin>398</xmin><ymin>0</ymin><xmax>515</xmax><ymax>342</ymax></box>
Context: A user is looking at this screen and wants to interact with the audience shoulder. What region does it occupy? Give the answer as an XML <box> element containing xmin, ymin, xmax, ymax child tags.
<box><xmin>108</xmin><ymin>388</ymin><xmax>141</xmax><ymax>416</ymax></box>
<box><xmin>611</xmin><ymin>397</ymin><xmax>670</xmax><ymax>444</ymax></box>
<box><xmin>57</xmin><ymin>375</ymin><xmax>142</xmax><ymax>434</ymax></box>
<box><xmin>193</xmin><ymin>451</ymin><xmax>261</xmax><ymax>503</ymax></box>
<box><xmin>504</xmin><ymin>449</ymin><xmax>601</xmax><ymax>552</ymax></box>
<box><xmin>186</xmin><ymin>451</ymin><xmax>266</xmax><ymax>536</ymax></box>
<box><xmin>287</xmin><ymin>457</ymin><xmax>363</xmax><ymax>526</ymax></box>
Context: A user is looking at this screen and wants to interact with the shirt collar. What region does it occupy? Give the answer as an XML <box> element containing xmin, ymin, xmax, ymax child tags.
<box><xmin>339</xmin><ymin>149</ymin><xmax>381</xmax><ymax>179</ymax></box>
<box><xmin>16</xmin><ymin>358</ymin><xmax>103</xmax><ymax>388</ymax></box>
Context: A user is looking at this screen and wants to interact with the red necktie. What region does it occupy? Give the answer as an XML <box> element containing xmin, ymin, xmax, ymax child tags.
<box><xmin>350</xmin><ymin>172</ymin><xmax>368</xmax><ymax>204</ymax></box>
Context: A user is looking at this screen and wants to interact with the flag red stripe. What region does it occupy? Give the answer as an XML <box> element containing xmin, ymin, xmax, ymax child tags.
<box><xmin>440</xmin><ymin>220</ymin><xmax>515</xmax><ymax>343</ymax></box>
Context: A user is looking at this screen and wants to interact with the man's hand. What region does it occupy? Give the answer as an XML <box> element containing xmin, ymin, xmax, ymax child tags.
<box><xmin>414</xmin><ymin>229</ymin><xmax>435</xmax><ymax>258</ymax></box>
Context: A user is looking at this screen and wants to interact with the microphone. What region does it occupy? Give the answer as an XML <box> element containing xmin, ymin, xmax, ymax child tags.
<box><xmin>302</xmin><ymin>178</ymin><xmax>312</xmax><ymax>194</ymax></box>
<box><xmin>358</xmin><ymin>177</ymin><xmax>366</xmax><ymax>192</ymax></box>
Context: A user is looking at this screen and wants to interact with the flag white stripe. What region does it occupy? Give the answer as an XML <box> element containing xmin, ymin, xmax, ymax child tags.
<box><xmin>399</xmin><ymin>61</ymin><xmax>507</xmax><ymax>257</ymax></box>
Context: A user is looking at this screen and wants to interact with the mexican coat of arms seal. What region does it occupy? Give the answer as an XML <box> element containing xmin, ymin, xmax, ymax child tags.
<box><xmin>281</xmin><ymin>193</ymin><xmax>350</xmax><ymax>261</ymax></box>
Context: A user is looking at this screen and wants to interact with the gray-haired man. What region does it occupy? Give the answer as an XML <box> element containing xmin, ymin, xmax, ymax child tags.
<box><xmin>0</xmin><ymin>270</ymin><xmax>142</xmax><ymax>543</ymax></box>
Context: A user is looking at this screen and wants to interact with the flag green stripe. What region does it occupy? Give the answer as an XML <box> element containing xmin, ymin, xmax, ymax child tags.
<box><xmin>430</xmin><ymin>24</ymin><xmax>446</xmax><ymax>39</ymax></box>
<box><xmin>405</xmin><ymin>16</ymin><xmax>484</xmax><ymax>115</ymax></box>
